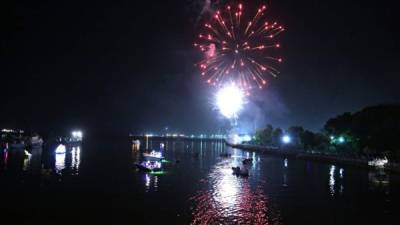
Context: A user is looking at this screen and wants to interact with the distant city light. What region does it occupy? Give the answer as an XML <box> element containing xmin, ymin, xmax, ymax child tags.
<box><xmin>241</xmin><ymin>135</ymin><xmax>251</xmax><ymax>142</ymax></box>
<box><xmin>1</xmin><ymin>128</ymin><xmax>24</xmax><ymax>134</ymax></box>
<box><xmin>72</xmin><ymin>130</ymin><xmax>83</xmax><ymax>141</ymax></box>
<box><xmin>72</xmin><ymin>130</ymin><xmax>83</xmax><ymax>138</ymax></box>
<box><xmin>282</xmin><ymin>135</ymin><xmax>291</xmax><ymax>144</ymax></box>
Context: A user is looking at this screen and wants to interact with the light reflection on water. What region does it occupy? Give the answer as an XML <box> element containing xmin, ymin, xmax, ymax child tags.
<box><xmin>283</xmin><ymin>158</ymin><xmax>288</xmax><ymax>187</ymax></box>
<box><xmin>190</xmin><ymin>157</ymin><xmax>281</xmax><ymax>225</ymax></box>
<box><xmin>1</xmin><ymin>137</ymin><xmax>399</xmax><ymax>224</ymax></box>
<box><xmin>55</xmin><ymin>145</ymin><xmax>81</xmax><ymax>175</ymax></box>
<box><xmin>0</xmin><ymin>144</ymin><xmax>81</xmax><ymax>176</ymax></box>
<box><xmin>145</xmin><ymin>174</ymin><xmax>151</xmax><ymax>191</ymax></box>
<box><xmin>55</xmin><ymin>152</ymin><xmax>66</xmax><ymax>174</ymax></box>
<box><xmin>130</xmin><ymin>138</ymin><xmax>397</xmax><ymax>224</ymax></box>
<box><xmin>71</xmin><ymin>147</ymin><xmax>81</xmax><ymax>175</ymax></box>
<box><xmin>329</xmin><ymin>165</ymin><xmax>336</xmax><ymax>195</ymax></box>
<box><xmin>328</xmin><ymin>165</ymin><xmax>346</xmax><ymax>196</ymax></box>
<box><xmin>23</xmin><ymin>154</ymin><xmax>32</xmax><ymax>171</ymax></box>
<box><xmin>137</xmin><ymin>140</ymin><xmax>282</xmax><ymax>224</ymax></box>
<box><xmin>143</xmin><ymin>172</ymin><xmax>160</xmax><ymax>192</ymax></box>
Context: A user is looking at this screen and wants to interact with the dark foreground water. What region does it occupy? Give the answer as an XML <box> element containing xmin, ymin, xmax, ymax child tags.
<box><xmin>0</xmin><ymin>136</ymin><xmax>399</xmax><ymax>225</ymax></box>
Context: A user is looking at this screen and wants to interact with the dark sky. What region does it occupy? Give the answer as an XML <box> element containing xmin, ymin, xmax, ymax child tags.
<box><xmin>1</xmin><ymin>0</ymin><xmax>399</xmax><ymax>135</ymax></box>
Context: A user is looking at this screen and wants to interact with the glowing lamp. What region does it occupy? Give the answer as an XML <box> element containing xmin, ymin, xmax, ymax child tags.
<box><xmin>72</xmin><ymin>131</ymin><xmax>83</xmax><ymax>139</ymax></box>
<box><xmin>282</xmin><ymin>135</ymin><xmax>291</xmax><ymax>144</ymax></box>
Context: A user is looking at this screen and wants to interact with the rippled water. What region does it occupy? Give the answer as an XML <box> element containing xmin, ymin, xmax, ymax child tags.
<box><xmin>190</xmin><ymin>159</ymin><xmax>276</xmax><ymax>225</ymax></box>
<box><xmin>0</xmin><ymin>137</ymin><xmax>399</xmax><ymax>225</ymax></box>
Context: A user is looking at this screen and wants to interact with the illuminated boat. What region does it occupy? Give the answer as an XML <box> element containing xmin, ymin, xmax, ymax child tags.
<box><xmin>55</xmin><ymin>144</ymin><xmax>66</xmax><ymax>154</ymax></box>
<box><xmin>142</xmin><ymin>151</ymin><xmax>164</xmax><ymax>161</ymax></box>
<box><xmin>368</xmin><ymin>157</ymin><xmax>388</xmax><ymax>168</ymax></box>
<box><xmin>135</xmin><ymin>161</ymin><xmax>162</xmax><ymax>173</ymax></box>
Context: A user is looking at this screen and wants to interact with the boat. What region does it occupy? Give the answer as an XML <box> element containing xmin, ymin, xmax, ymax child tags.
<box><xmin>135</xmin><ymin>161</ymin><xmax>162</xmax><ymax>173</ymax></box>
<box><xmin>55</xmin><ymin>144</ymin><xmax>67</xmax><ymax>154</ymax></box>
<box><xmin>232</xmin><ymin>166</ymin><xmax>249</xmax><ymax>176</ymax></box>
<box><xmin>142</xmin><ymin>151</ymin><xmax>164</xmax><ymax>161</ymax></box>
<box><xmin>242</xmin><ymin>158</ymin><xmax>253</xmax><ymax>165</ymax></box>
<box><xmin>66</xmin><ymin>130</ymin><xmax>83</xmax><ymax>146</ymax></box>
<box><xmin>29</xmin><ymin>135</ymin><xmax>44</xmax><ymax>148</ymax></box>
<box><xmin>368</xmin><ymin>157</ymin><xmax>388</xmax><ymax>168</ymax></box>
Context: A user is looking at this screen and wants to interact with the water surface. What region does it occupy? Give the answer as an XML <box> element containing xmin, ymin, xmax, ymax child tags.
<box><xmin>0</xmin><ymin>137</ymin><xmax>398</xmax><ymax>225</ymax></box>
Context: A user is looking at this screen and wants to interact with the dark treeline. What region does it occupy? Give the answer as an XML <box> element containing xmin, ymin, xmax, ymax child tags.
<box><xmin>252</xmin><ymin>104</ymin><xmax>400</xmax><ymax>162</ymax></box>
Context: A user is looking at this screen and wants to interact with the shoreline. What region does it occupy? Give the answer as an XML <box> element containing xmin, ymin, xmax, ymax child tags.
<box><xmin>226</xmin><ymin>143</ymin><xmax>400</xmax><ymax>173</ymax></box>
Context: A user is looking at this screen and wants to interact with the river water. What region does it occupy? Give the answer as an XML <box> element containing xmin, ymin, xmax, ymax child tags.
<box><xmin>0</xmin><ymin>136</ymin><xmax>398</xmax><ymax>225</ymax></box>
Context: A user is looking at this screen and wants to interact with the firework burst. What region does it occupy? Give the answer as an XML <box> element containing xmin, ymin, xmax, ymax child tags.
<box><xmin>194</xmin><ymin>2</ymin><xmax>285</xmax><ymax>92</ymax></box>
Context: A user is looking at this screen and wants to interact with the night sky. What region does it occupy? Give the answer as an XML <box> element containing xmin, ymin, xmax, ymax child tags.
<box><xmin>1</xmin><ymin>0</ymin><xmax>399</xmax><ymax>135</ymax></box>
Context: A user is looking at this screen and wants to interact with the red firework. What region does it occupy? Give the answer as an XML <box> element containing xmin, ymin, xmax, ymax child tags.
<box><xmin>194</xmin><ymin>3</ymin><xmax>284</xmax><ymax>91</ymax></box>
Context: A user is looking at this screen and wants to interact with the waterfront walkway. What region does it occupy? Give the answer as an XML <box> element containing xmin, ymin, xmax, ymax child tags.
<box><xmin>226</xmin><ymin>143</ymin><xmax>400</xmax><ymax>173</ymax></box>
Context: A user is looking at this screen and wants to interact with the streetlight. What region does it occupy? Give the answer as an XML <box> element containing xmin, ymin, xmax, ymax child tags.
<box><xmin>72</xmin><ymin>130</ymin><xmax>83</xmax><ymax>141</ymax></box>
<box><xmin>282</xmin><ymin>135</ymin><xmax>291</xmax><ymax>144</ymax></box>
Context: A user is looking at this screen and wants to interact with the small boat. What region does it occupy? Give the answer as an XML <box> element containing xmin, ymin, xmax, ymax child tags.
<box><xmin>143</xmin><ymin>151</ymin><xmax>164</xmax><ymax>161</ymax></box>
<box><xmin>55</xmin><ymin>144</ymin><xmax>66</xmax><ymax>154</ymax></box>
<box><xmin>242</xmin><ymin>158</ymin><xmax>253</xmax><ymax>165</ymax></box>
<box><xmin>29</xmin><ymin>135</ymin><xmax>44</xmax><ymax>148</ymax></box>
<box><xmin>232</xmin><ymin>166</ymin><xmax>249</xmax><ymax>176</ymax></box>
<box><xmin>135</xmin><ymin>161</ymin><xmax>162</xmax><ymax>172</ymax></box>
<box><xmin>368</xmin><ymin>157</ymin><xmax>388</xmax><ymax>168</ymax></box>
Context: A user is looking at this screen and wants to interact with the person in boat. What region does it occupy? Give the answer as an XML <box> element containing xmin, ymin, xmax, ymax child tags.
<box><xmin>242</xmin><ymin>158</ymin><xmax>253</xmax><ymax>165</ymax></box>
<box><xmin>232</xmin><ymin>166</ymin><xmax>249</xmax><ymax>176</ymax></box>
